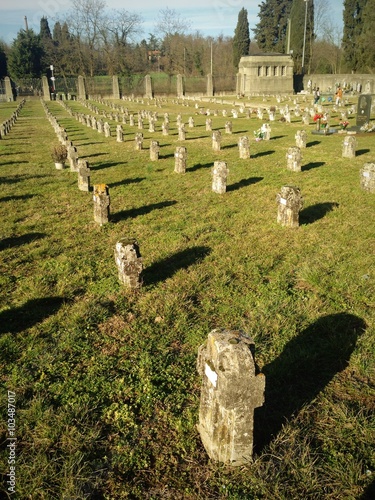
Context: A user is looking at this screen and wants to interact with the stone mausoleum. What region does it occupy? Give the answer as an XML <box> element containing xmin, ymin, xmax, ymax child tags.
<box><xmin>237</xmin><ymin>54</ymin><xmax>294</xmax><ymax>96</ymax></box>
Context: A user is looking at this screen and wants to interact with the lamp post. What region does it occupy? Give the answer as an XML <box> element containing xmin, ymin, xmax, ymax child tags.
<box><xmin>302</xmin><ymin>0</ymin><xmax>309</xmax><ymax>74</ymax></box>
<box><xmin>50</xmin><ymin>64</ymin><xmax>55</xmax><ymax>93</ymax></box>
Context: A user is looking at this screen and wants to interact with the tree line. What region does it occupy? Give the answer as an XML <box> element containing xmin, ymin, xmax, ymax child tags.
<box><xmin>0</xmin><ymin>0</ymin><xmax>374</xmax><ymax>84</ymax></box>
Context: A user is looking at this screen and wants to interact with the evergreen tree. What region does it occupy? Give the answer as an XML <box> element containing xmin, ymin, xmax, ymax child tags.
<box><xmin>233</xmin><ymin>7</ymin><xmax>250</xmax><ymax>68</ymax></box>
<box><xmin>8</xmin><ymin>29</ymin><xmax>44</xmax><ymax>79</ymax></box>
<box><xmin>40</xmin><ymin>17</ymin><xmax>53</xmax><ymax>70</ymax></box>
<box><xmin>289</xmin><ymin>0</ymin><xmax>314</xmax><ymax>74</ymax></box>
<box><xmin>0</xmin><ymin>41</ymin><xmax>8</xmax><ymax>78</ymax></box>
<box><xmin>342</xmin><ymin>0</ymin><xmax>367</xmax><ymax>72</ymax></box>
<box><xmin>356</xmin><ymin>0</ymin><xmax>375</xmax><ymax>71</ymax></box>
<box><xmin>40</xmin><ymin>17</ymin><xmax>52</xmax><ymax>40</ymax></box>
<box><xmin>253</xmin><ymin>0</ymin><xmax>292</xmax><ymax>53</ymax></box>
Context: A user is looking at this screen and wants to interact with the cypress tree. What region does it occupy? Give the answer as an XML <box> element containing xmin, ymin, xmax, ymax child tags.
<box><xmin>233</xmin><ymin>7</ymin><xmax>250</xmax><ymax>68</ymax></box>
<box><xmin>253</xmin><ymin>0</ymin><xmax>293</xmax><ymax>53</ymax></box>
<box><xmin>342</xmin><ymin>0</ymin><xmax>367</xmax><ymax>72</ymax></box>
<box><xmin>356</xmin><ymin>0</ymin><xmax>375</xmax><ymax>71</ymax></box>
<box><xmin>0</xmin><ymin>42</ymin><xmax>8</xmax><ymax>78</ymax></box>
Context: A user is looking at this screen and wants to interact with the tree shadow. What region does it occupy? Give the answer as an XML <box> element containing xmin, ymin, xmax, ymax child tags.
<box><xmin>254</xmin><ymin>313</ymin><xmax>366</xmax><ymax>452</ymax></box>
<box><xmin>0</xmin><ymin>232</ymin><xmax>46</xmax><ymax>251</ymax></box>
<box><xmin>302</xmin><ymin>161</ymin><xmax>325</xmax><ymax>171</ymax></box>
<box><xmin>307</xmin><ymin>140</ymin><xmax>321</xmax><ymax>147</ymax></box>
<box><xmin>0</xmin><ymin>194</ymin><xmax>37</xmax><ymax>203</ymax></box>
<box><xmin>227</xmin><ymin>176</ymin><xmax>263</xmax><ymax>192</ymax></box>
<box><xmin>0</xmin><ymin>297</ymin><xmax>67</xmax><ymax>334</ymax></box>
<box><xmin>356</xmin><ymin>149</ymin><xmax>370</xmax><ymax>156</ymax></box>
<box><xmin>252</xmin><ymin>150</ymin><xmax>275</xmax><ymax>159</ymax></box>
<box><xmin>111</xmin><ymin>200</ymin><xmax>177</xmax><ymax>222</ymax></box>
<box><xmin>108</xmin><ymin>177</ymin><xmax>146</xmax><ymax>188</ymax></box>
<box><xmin>300</xmin><ymin>202</ymin><xmax>339</xmax><ymax>224</ymax></box>
<box><xmin>188</xmin><ymin>162</ymin><xmax>212</xmax><ymax>172</ymax></box>
<box><xmin>144</xmin><ymin>246</ymin><xmax>211</xmax><ymax>286</ymax></box>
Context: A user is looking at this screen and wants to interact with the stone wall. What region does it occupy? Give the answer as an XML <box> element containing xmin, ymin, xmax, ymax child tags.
<box><xmin>303</xmin><ymin>74</ymin><xmax>375</xmax><ymax>95</ymax></box>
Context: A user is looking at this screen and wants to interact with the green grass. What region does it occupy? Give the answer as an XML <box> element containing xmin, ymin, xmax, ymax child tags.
<box><xmin>0</xmin><ymin>94</ymin><xmax>374</xmax><ymax>499</ymax></box>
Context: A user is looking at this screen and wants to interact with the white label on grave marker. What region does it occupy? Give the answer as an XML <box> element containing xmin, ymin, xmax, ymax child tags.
<box><xmin>205</xmin><ymin>363</ymin><xmax>218</xmax><ymax>387</ymax></box>
<box><xmin>280</xmin><ymin>198</ymin><xmax>287</xmax><ymax>206</ymax></box>
<box><xmin>363</xmin><ymin>171</ymin><xmax>370</xmax><ymax>178</ymax></box>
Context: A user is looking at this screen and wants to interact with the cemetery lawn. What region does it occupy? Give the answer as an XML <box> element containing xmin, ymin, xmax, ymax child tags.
<box><xmin>0</xmin><ymin>96</ymin><xmax>374</xmax><ymax>499</ymax></box>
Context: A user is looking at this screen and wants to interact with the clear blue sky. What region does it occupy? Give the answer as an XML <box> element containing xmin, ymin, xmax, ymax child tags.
<box><xmin>0</xmin><ymin>0</ymin><xmax>344</xmax><ymax>45</ymax></box>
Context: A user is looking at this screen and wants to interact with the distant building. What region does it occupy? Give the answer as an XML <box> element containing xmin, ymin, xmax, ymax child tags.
<box><xmin>237</xmin><ymin>54</ymin><xmax>294</xmax><ymax>95</ymax></box>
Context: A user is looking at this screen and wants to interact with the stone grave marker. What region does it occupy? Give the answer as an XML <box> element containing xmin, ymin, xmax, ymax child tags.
<box><xmin>225</xmin><ymin>121</ymin><xmax>232</xmax><ymax>134</ymax></box>
<box><xmin>114</xmin><ymin>238</ymin><xmax>143</xmax><ymax>289</ymax></box>
<box><xmin>104</xmin><ymin>122</ymin><xmax>111</xmax><ymax>137</ymax></box>
<box><xmin>197</xmin><ymin>328</ymin><xmax>265</xmax><ymax>466</ymax></box>
<box><xmin>212</xmin><ymin>161</ymin><xmax>229</xmax><ymax>194</ymax></box>
<box><xmin>276</xmin><ymin>186</ymin><xmax>303</xmax><ymax>227</ymax></box>
<box><xmin>174</xmin><ymin>147</ymin><xmax>187</xmax><ymax>173</ymax></box>
<box><xmin>212</xmin><ymin>131</ymin><xmax>221</xmax><ymax>152</ymax></box>
<box><xmin>150</xmin><ymin>140</ymin><xmax>160</xmax><ymax>161</ymax></box>
<box><xmin>134</xmin><ymin>133</ymin><xmax>143</xmax><ymax>151</ymax></box>
<box><xmin>93</xmin><ymin>184</ymin><xmax>110</xmax><ymax>224</ymax></box>
<box><xmin>238</xmin><ymin>136</ymin><xmax>250</xmax><ymax>159</ymax></box>
<box><xmin>78</xmin><ymin>159</ymin><xmax>91</xmax><ymax>192</ymax></box>
<box><xmin>355</xmin><ymin>95</ymin><xmax>372</xmax><ymax>130</ymax></box>
<box><xmin>286</xmin><ymin>147</ymin><xmax>302</xmax><ymax>172</ymax></box>
<box><xmin>295</xmin><ymin>130</ymin><xmax>307</xmax><ymax>149</ymax></box>
<box><xmin>342</xmin><ymin>136</ymin><xmax>357</xmax><ymax>158</ymax></box>
<box><xmin>360</xmin><ymin>163</ymin><xmax>375</xmax><ymax>193</ymax></box>
<box><xmin>116</xmin><ymin>125</ymin><xmax>124</xmax><ymax>142</ymax></box>
<box><xmin>178</xmin><ymin>125</ymin><xmax>186</xmax><ymax>141</ymax></box>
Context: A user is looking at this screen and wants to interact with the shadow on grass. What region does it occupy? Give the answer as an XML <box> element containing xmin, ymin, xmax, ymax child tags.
<box><xmin>227</xmin><ymin>176</ymin><xmax>263</xmax><ymax>192</ymax></box>
<box><xmin>254</xmin><ymin>312</ymin><xmax>366</xmax><ymax>452</ymax></box>
<box><xmin>91</xmin><ymin>161</ymin><xmax>126</xmax><ymax>171</ymax></box>
<box><xmin>82</xmin><ymin>152</ymin><xmax>107</xmax><ymax>159</ymax></box>
<box><xmin>270</xmin><ymin>135</ymin><xmax>287</xmax><ymax>140</ymax></box>
<box><xmin>188</xmin><ymin>162</ymin><xmax>212</xmax><ymax>172</ymax></box>
<box><xmin>0</xmin><ymin>174</ymin><xmax>46</xmax><ymax>185</ymax></box>
<box><xmin>0</xmin><ymin>297</ymin><xmax>67</xmax><ymax>334</ymax></box>
<box><xmin>144</xmin><ymin>246</ymin><xmax>211</xmax><ymax>286</ymax></box>
<box><xmin>160</xmin><ymin>153</ymin><xmax>175</xmax><ymax>160</ymax></box>
<box><xmin>252</xmin><ymin>150</ymin><xmax>275</xmax><ymax>159</ymax></box>
<box><xmin>360</xmin><ymin>478</ymin><xmax>375</xmax><ymax>499</ymax></box>
<box><xmin>108</xmin><ymin>177</ymin><xmax>146</xmax><ymax>188</ymax></box>
<box><xmin>302</xmin><ymin>161</ymin><xmax>325</xmax><ymax>171</ymax></box>
<box><xmin>307</xmin><ymin>140</ymin><xmax>321</xmax><ymax>147</ymax></box>
<box><xmin>1</xmin><ymin>160</ymin><xmax>29</xmax><ymax>166</ymax></box>
<box><xmin>300</xmin><ymin>202</ymin><xmax>339</xmax><ymax>224</ymax></box>
<box><xmin>0</xmin><ymin>232</ymin><xmax>46</xmax><ymax>251</ymax></box>
<box><xmin>111</xmin><ymin>200</ymin><xmax>177</xmax><ymax>222</ymax></box>
<box><xmin>356</xmin><ymin>149</ymin><xmax>370</xmax><ymax>156</ymax></box>
<box><xmin>0</xmin><ymin>194</ymin><xmax>36</xmax><ymax>203</ymax></box>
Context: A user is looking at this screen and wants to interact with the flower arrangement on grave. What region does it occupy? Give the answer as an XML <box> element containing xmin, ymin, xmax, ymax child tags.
<box><xmin>340</xmin><ymin>120</ymin><xmax>349</xmax><ymax>130</ymax></box>
<box><xmin>313</xmin><ymin>113</ymin><xmax>327</xmax><ymax>130</ymax></box>
<box><xmin>253</xmin><ymin>128</ymin><xmax>263</xmax><ymax>141</ymax></box>
<box><xmin>51</xmin><ymin>144</ymin><xmax>68</xmax><ymax>163</ymax></box>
